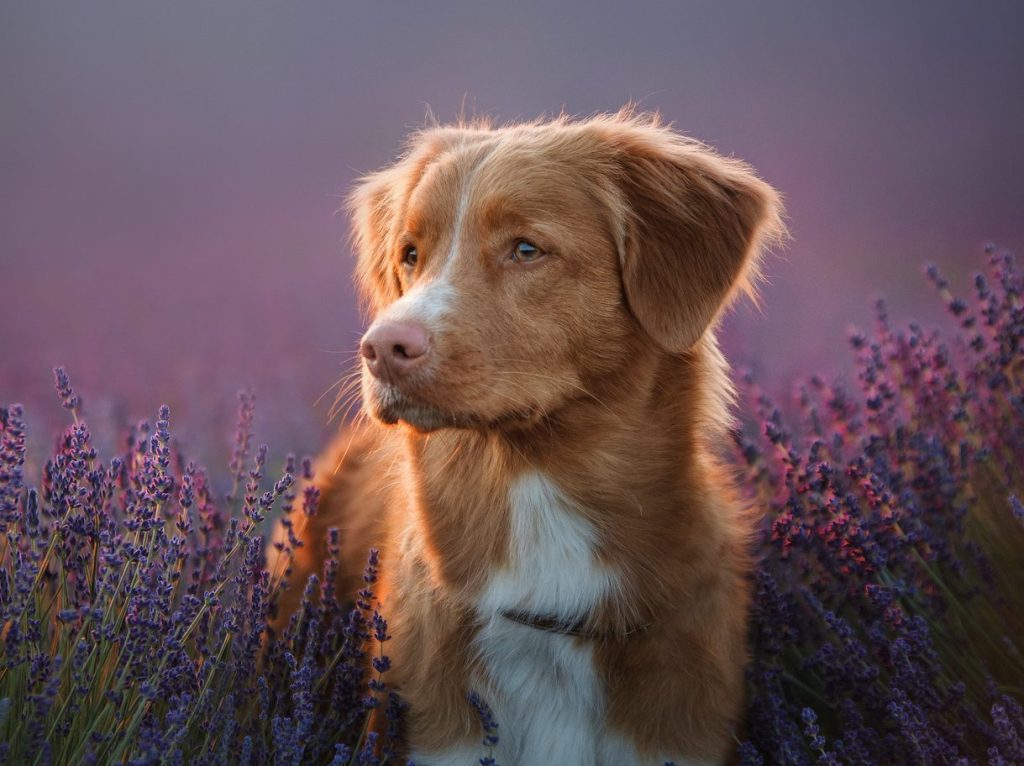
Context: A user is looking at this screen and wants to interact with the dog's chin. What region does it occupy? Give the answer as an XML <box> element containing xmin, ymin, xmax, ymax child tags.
<box><xmin>377</xmin><ymin>401</ymin><xmax>457</xmax><ymax>433</ymax></box>
<box><xmin>367</xmin><ymin>386</ymin><xmax>465</xmax><ymax>433</ymax></box>
<box><xmin>367</xmin><ymin>385</ymin><xmax>542</xmax><ymax>434</ymax></box>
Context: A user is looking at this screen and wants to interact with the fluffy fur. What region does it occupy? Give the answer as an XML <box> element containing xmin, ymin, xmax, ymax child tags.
<box><xmin>272</xmin><ymin>109</ymin><xmax>784</xmax><ymax>765</ymax></box>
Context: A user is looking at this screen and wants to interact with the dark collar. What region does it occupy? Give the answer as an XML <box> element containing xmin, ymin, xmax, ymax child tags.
<box><xmin>499</xmin><ymin>609</ymin><xmax>651</xmax><ymax>640</ymax></box>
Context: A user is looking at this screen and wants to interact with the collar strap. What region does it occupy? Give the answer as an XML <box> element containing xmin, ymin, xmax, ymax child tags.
<box><xmin>499</xmin><ymin>609</ymin><xmax>651</xmax><ymax>640</ymax></box>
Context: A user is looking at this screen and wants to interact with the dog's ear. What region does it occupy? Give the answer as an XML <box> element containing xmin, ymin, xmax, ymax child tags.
<box><xmin>347</xmin><ymin>133</ymin><xmax>447</xmax><ymax>313</ymax></box>
<box><xmin>347</xmin><ymin>128</ymin><xmax>491</xmax><ymax>314</ymax></box>
<box><xmin>603</xmin><ymin>118</ymin><xmax>784</xmax><ymax>352</ymax></box>
<box><xmin>347</xmin><ymin>163</ymin><xmax>407</xmax><ymax>313</ymax></box>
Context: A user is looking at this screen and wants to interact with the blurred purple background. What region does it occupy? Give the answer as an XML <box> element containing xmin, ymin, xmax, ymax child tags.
<box><xmin>2</xmin><ymin>2</ymin><xmax>1023</xmax><ymax>463</ymax></box>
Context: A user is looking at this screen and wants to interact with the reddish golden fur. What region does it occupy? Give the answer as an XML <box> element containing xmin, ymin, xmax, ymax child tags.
<box><xmin>273</xmin><ymin>109</ymin><xmax>784</xmax><ymax>764</ymax></box>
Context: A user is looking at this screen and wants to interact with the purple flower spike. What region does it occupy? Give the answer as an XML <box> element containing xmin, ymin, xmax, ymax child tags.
<box><xmin>53</xmin><ymin>366</ymin><xmax>80</xmax><ymax>415</ymax></box>
<box><xmin>5</xmin><ymin>244</ymin><xmax>1023</xmax><ymax>764</ymax></box>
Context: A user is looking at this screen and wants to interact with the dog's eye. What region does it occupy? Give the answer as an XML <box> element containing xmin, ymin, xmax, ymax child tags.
<box><xmin>511</xmin><ymin>241</ymin><xmax>542</xmax><ymax>263</ymax></box>
<box><xmin>402</xmin><ymin>245</ymin><xmax>418</xmax><ymax>267</ymax></box>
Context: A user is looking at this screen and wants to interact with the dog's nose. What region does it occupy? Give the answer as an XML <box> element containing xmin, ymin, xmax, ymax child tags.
<box><xmin>360</xmin><ymin>321</ymin><xmax>431</xmax><ymax>381</ymax></box>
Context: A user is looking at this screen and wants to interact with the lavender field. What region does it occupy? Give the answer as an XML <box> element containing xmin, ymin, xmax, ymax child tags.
<box><xmin>1</xmin><ymin>246</ymin><xmax>1021</xmax><ymax>765</ymax></box>
<box><xmin>3</xmin><ymin>3</ymin><xmax>1023</xmax><ymax>764</ymax></box>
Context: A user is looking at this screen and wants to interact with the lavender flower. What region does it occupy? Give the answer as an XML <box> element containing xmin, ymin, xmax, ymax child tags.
<box><xmin>53</xmin><ymin>366</ymin><xmax>80</xmax><ymax>415</ymax></box>
<box><xmin>738</xmin><ymin>248</ymin><xmax>1024</xmax><ymax>764</ymax></box>
<box><xmin>2</xmin><ymin>245</ymin><xmax>1022</xmax><ymax>764</ymax></box>
<box><xmin>468</xmin><ymin>690</ymin><xmax>500</xmax><ymax>765</ymax></box>
<box><xmin>0</xmin><ymin>380</ymin><xmax>395</xmax><ymax>765</ymax></box>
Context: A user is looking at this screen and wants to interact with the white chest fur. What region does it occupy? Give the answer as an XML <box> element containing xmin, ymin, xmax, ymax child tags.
<box><xmin>409</xmin><ymin>472</ymin><xmax>714</xmax><ymax>766</ymax></box>
<box><xmin>473</xmin><ymin>472</ymin><xmax>615</xmax><ymax>765</ymax></box>
<box><xmin>479</xmin><ymin>471</ymin><xmax>618</xmax><ymax>621</ymax></box>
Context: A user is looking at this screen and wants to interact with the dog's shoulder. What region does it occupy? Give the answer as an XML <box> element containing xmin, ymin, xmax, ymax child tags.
<box><xmin>314</xmin><ymin>420</ymin><xmax>405</xmax><ymax>507</ymax></box>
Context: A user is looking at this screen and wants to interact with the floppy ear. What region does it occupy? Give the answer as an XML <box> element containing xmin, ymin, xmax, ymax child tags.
<box><xmin>347</xmin><ymin>165</ymin><xmax>406</xmax><ymax>313</ymax></box>
<box><xmin>347</xmin><ymin>132</ymin><xmax>448</xmax><ymax>313</ymax></box>
<box><xmin>347</xmin><ymin>126</ymin><xmax>493</xmax><ymax>314</ymax></box>
<box><xmin>607</xmin><ymin>121</ymin><xmax>784</xmax><ymax>352</ymax></box>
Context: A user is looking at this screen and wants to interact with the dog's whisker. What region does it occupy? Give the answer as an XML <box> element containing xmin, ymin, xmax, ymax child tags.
<box><xmin>327</xmin><ymin>377</ymin><xmax>363</xmax><ymax>412</ymax></box>
<box><xmin>313</xmin><ymin>374</ymin><xmax>354</xmax><ymax>408</ymax></box>
<box><xmin>326</xmin><ymin>387</ymin><xmax>359</xmax><ymax>421</ymax></box>
<box><xmin>316</xmin><ymin>347</ymin><xmax>365</xmax><ymax>358</ymax></box>
<box><xmin>325</xmin><ymin>374</ymin><xmax>364</xmax><ymax>416</ymax></box>
<box><xmin>327</xmin><ymin>389</ymin><xmax>364</xmax><ymax>426</ymax></box>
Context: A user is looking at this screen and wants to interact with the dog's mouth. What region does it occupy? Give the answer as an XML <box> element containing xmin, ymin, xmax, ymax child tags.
<box><xmin>369</xmin><ymin>383</ymin><xmax>541</xmax><ymax>433</ymax></box>
<box><xmin>373</xmin><ymin>386</ymin><xmax>461</xmax><ymax>432</ymax></box>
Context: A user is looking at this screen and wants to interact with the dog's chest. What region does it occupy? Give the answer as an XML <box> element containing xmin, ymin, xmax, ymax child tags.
<box><xmin>473</xmin><ymin>472</ymin><xmax>622</xmax><ymax>764</ymax></box>
<box><xmin>408</xmin><ymin>471</ymin><xmax>713</xmax><ymax>766</ymax></box>
<box><xmin>478</xmin><ymin>471</ymin><xmax>617</xmax><ymax>622</ymax></box>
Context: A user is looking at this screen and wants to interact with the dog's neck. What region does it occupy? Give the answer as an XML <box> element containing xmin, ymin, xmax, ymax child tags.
<box><xmin>400</xmin><ymin>338</ymin><xmax>734</xmax><ymax>614</ymax></box>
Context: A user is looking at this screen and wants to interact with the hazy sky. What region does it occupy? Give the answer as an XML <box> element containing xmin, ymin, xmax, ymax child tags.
<box><xmin>2</xmin><ymin>1</ymin><xmax>1022</xmax><ymax>456</ymax></box>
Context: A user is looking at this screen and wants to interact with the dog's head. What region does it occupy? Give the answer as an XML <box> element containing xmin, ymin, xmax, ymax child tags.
<box><xmin>348</xmin><ymin>110</ymin><xmax>783</xmax><ymax>432</ymax></box>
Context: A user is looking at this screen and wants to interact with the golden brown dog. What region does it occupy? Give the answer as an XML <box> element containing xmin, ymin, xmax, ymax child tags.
<box><xmin>278</xmin><ymin>109</ymin><xmax>783</xmax><ymax>765</ymax></box>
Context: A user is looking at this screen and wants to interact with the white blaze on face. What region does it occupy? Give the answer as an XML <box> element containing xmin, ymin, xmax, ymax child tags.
<box><xmin>448</xmin><ymin>165</ymin><xmax>475</xmax><ymax>252</ymax></box>
<box><xmin>369</xmin><ymin>169</ymin><xmax>477</xmax><ymax>338</ymax></box>
<box><xmin>375</xmin><ymin>278</ymin><xmax>457</xmax><ymax>334</ymax></box>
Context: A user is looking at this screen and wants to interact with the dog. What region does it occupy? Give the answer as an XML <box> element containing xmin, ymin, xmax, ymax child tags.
<box><xmin>277</xmin><ymin>109</ymin><xmax>783</xmax><ymax>765</ymax></box>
